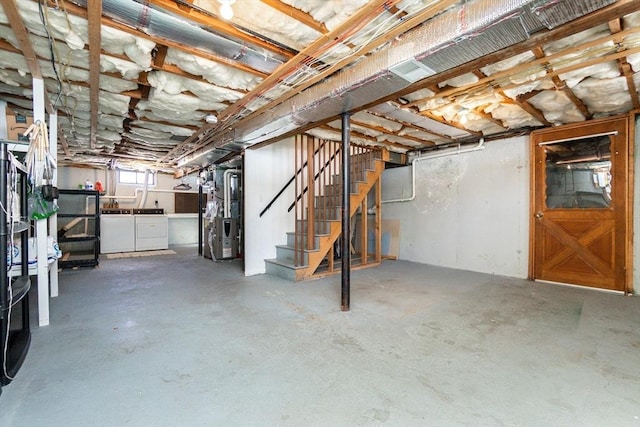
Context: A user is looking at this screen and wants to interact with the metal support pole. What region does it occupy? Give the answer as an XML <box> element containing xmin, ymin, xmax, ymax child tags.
<box><xmin>341</xmin><ymin>112</ymin><xmax>351</xmax><ymax>312</ymax></box>
<box><xmin>198</xmin><ymin>173</ymin><xmax>203</xmax><ymax>256</ymax></box>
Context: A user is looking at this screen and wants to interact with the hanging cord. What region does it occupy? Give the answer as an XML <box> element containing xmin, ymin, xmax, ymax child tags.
<box><xmin>3</xmin><ymin>154</ymin><xmax>19</xmax><ymax>381</ymax></box>
<box><xmin>24</xmin><ymin>120</ymin><xmax>54</xmax><ymax>189</ymax></box>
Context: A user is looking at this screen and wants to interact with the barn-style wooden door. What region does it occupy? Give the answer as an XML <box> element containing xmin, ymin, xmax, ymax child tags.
<box><xmin>530</xmin><ymin>116</ymin><xmax>630</xmax><ymax>292</ymax></box>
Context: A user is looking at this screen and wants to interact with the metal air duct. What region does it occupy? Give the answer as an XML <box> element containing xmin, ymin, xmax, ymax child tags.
<box><xmin>70</xmin><ymin>0</ymin><xmax>286</xmax><ymax>74</ymax></box>
<box><xmin>179</xmin><ymin>0</ymin><xmax>618</xmax><ymax>167</ymax></box>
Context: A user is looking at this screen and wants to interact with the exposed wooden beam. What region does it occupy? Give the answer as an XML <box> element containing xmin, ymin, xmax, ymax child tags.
<box><xmin>57</xmin><ymin>124</ymin><xmax>71</xmax><ymax>155</ymax></box>
<box><xmin>147</xmin><ymin>0</ymin><xmax>294</xmax><ymax>59</ymax></box>
<box><xmin>619</xmin><ymin>60</ymin><xmax>640</xmax><ymax>110</ymax></box>
<box><xmin>0</xmin><ymin>38</ymin><xmax>21</xmax><ymax>54</ymax></box>
<box><xmin>531</xmin><ymin>46</ymin><xmax>592</xmax><ymax>120</ymax></box>
<box><xmin>88</xmin><ymin>0</ymin><xmax>102</xmax><ymax>149</ymax></box>
<box><xmin>222</xmin><ymin>0</ymin><xmax>457</xmax><ymax>127</ymax></box>
<box><xmin>420</xmin><ymin>110</ymin><xmax>482</xmax><ymax>137</ymax></box>
<box><xmin>351</xmin><ymin>119</ymin><xmax>436</xmax><ymax>147</ymax></box>
<box><xmin>609</xmin><ymin>18</ymin><xmax>640</xmax><ymax>110</ymax></box>
<box><xmin>404</xmin><ymin>26</ymin><xmax>640</xmax><ymax>110</ymax></box>
<box><xmin>48</xmin><ymin>0</ymin><xmax>269</xmax><ymax>78</ymax></box>
<box><xmin>1</xmin><ymin>0</ymin><xmax>54</xmax><ymax>114</ymax></box>
<box><xmin>259</xmin><ymin>0</ymin><xmax>328</xmax><ymax>34</ymax></box>
<box><xmin>357</xmin><ymin>0</ymin><xmax>640</xmax><ymax>113</ymax></box>
<box><xmin>177</xmin><ymin>0</ymin><xmax>194</xmax><ymax>13</ymax></box>
<box><xmin>153</xmin><ymin>45</ymin><xmax>169</xmax><ymax>68</ymax></box>
<box><xmin>514</xmin><ymin>92</ymin><xmax>552</xmax><ymax>126</ymax></box>
<box><xmin>471</xmin><ymin>105</ymin><xmax>507</xmax><ymax>129</ymax></box>
<box><xmin>321</xmin><ymin>124</ymin><xmax>415</xmax><ymax>151</ymax></box>
<box><xmin>364</xmin><ymin>109</ymin><xmax>455</xmax><ymax>142</ymax></box>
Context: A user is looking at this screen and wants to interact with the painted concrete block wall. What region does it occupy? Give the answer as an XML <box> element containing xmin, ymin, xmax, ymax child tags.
<box><xmin>244</xmin><ymin>137</ymin><xmax>296</xmax><ymax>276</ymax></box>
<box><xmin>58</xmin><ymin>166</ymin><xmax>201</xmax><ymax>245</ymax></box>
<box><xmin>381</xmin><ymin>136</ymin><xmax>530</xmax><ymax>278</ymax></box>
<box><xmin>57</xmin><ymin>167</ymin><xmax>199</xmax><ymax>213</ymax></box>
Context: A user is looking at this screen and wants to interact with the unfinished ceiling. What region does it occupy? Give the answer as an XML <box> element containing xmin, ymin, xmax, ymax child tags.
<box><xmin>0</xmin><ymin>0</ymin><xmax>639</xmax><ymax>172</ymax></box>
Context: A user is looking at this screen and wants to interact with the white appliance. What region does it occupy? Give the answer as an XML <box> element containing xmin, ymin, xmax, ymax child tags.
<box><xmin>134</xmin><ymin>215</ymin><xmax>169</xmax><ymax>251</ymax></box>
<box><xmin>101</xmin><ymin>213</ymin><xmax>135</xmax><ymax>254</ymax></box>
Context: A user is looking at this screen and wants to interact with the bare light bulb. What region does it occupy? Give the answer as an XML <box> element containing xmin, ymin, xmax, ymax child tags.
<box><xmin>220</xmin><ymin>3</ymin><xmax>233</xmax><ymax>20</ymax></box>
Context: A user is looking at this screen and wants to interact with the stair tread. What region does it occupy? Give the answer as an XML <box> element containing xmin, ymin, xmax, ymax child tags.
<box><xmin>265</xmin><ymin>258</ymin><xmax>308</xmax><ymax>270</ymax></box>
<box><xmin>275</xmin><ymin>244</ymin><xmax>319</xmax><ymax>253</ymax></box>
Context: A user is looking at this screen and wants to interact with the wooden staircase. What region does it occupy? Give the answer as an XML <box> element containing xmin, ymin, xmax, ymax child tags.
<box><xmin>265</xmin><ymin>136</ymin><xmax>386</xmax><ymax>281</ymax></box>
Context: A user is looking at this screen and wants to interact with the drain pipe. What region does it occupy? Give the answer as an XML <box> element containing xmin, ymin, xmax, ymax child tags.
<box><xmin>382</xmin><ymin>139</ymin><xmax>486</xmax><ymax>204</ymax></box>
<box><xmin>137</xmin><ymin>169</ymin><xmax>151</xmax><ymax>209</ymax></box>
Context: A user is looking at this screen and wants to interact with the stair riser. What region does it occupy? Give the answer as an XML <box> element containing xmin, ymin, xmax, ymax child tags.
<box><xmin>322</xmin><ymin>182</ymin><xmax>360</xmax><ymax>195</ymax></box>
<box><xmin>296</xmin><ymin>220</ymin><xmax>334</xmax><ymax>235</ymax></box>
<box><xmin>265</xmin><ymin>260</ymin><xmax>298</xmax><ymax>281</ymax></box>
<box><xmin>286</xmin><ymin>233</ymin><xmax>320</xmax><ymax>248</ymax></box>
<box><xmin>311</xmin><ymin>206</ymin><xmax>341</xmax><ymax>221</ymax></box>
<box><xmin>276</xmin><ymin>246</ymin><xmax>309</xmax><ymax>265</ymax></box>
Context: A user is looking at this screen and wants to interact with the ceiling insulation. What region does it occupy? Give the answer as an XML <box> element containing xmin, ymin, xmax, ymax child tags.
<box><xmin>0</xmin><ymin>0</ymin><xmax>638</xmax><ymax>172</ymax></box>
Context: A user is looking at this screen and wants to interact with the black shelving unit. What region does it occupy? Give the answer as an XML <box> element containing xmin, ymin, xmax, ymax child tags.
<box><xmin>0</xmin><ymin>142</ymin><xmax>31</xmax><ymax>393</ymax></box>
<box><xmin>57</xmin><ymin>189</ymin><xmax>100</xmax><ymax>268</ymax></box>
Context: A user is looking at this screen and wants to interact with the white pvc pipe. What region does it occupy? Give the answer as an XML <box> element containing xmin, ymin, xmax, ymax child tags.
<box><xmin>382</xmin><ymin>139</ymin><xmax>485</xmax><ymax>204</ymax></box>
<box><xmin>137</xmin><ymin>169</ymin><xmax>150</xmax><ymax>208</ymax></box>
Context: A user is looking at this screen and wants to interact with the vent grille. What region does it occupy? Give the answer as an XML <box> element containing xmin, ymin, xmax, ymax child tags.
<box><xmin>389</xmin><ymin>59</ymin><xmax>437</xmax><ymax>83</ymax></box>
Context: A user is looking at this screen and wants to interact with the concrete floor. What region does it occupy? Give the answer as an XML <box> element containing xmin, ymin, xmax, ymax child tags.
<box><xmin>1</xmin><ymin>246</ymin><xmax>639</xmax><ymax>426</ymax></box>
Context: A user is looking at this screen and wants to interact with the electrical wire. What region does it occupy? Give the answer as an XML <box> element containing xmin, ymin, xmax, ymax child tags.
<box><xmin>3</xmin><ymin>152</ymin><xmax>19</xmax><ymax>381</ymax></box>
<box><xmin>38</xmin><ymin>0</ymin><xmax>64</xmax><ymax>108</ymax></box>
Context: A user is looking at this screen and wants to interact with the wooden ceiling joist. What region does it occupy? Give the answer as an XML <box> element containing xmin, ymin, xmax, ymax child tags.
<box><xmin>403</xmin><ymin>26</ymin><xmax>640</xmax><ymax>112</ymax></box>
<box><xmin>48</xmin><ymin>0</ymin><xmax>269</xmax><ymax>78</ymax></box>
<box><xmin>514</xmin><ymin>91</ymin><xmax>552</xmax><ymax>126</ymax></box>
<box><xmin>359</xmin><ymin>0</ymin><xmax>640</xmax><ymax>114</ymax></box>
<box><xmin>608</xmin><ymin>18</ymin><xmax>640</xmax><ymax>110</ymax></box>
<box><xmin>351</xmin><ymin>119</ymin><xmax>436</xmax><ymax>147</ymax></box>
<box><xmin>148</xmin><ymin>0</ymin><xmax>294</xmax><ymax>58</ymax></box>
<box><xmin>1</xmin><ymin>0</ymin><xmax>54</xmax><ymax>114</ymax></box>
<box><xmin>222</xmin><ymin>0</ymin><xmax>458</xmax><ymax>128</ymax></box>
<box><xmin>530</xmin><ymin>47</ymin><xmax>592</xmax><ymax>120</ymax></box>
<box><xmin>88</xmin><ymin>0</ymin><xmax>102</xmax><ymax>149</ymax></box>
<box><xmin>320</xmin><ymin>124</ymin><xmax>415</xmax><ymax>152</ymax></box>
<box><xmin>420</xmin><ymin>110</ymin><xmax>482</xmax><ymax>137</ymax></box>
<box><xmin>259</xmin><ymin>0</ymin><xmax>328</xmax><ymax>34</ymax></box>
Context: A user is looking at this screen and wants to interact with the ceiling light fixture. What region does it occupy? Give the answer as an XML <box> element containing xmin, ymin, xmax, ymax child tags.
<box><xmin>218</xmin><ymin>0</ymin><xmax>235</xmax><ymax>20</ymax></box>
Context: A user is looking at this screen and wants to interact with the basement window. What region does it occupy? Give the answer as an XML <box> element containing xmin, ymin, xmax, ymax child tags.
<box><xmin>118</xmin><ymin>170</ymin><xmax>156</xmax><ymax>186</ymax></box>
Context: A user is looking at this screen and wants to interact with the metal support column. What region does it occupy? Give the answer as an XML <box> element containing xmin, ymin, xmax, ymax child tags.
<box><xmin>341</xmin><ymin>112</ymin><xmax>351</xmax><ymax>311</ymax></box>
<box><xmin>198</xmin><ymin>174</ymin><xmax>203</xmax><ymax>256</ymax></box>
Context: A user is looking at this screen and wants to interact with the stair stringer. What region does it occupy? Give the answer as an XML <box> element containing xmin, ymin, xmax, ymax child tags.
<box><xmin>297</xmin><ymin>159</ymin><xmax>385</xmax><ymax>280</ymax></box>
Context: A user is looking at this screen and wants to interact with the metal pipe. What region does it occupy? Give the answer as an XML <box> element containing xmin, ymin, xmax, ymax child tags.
<box><xmin>341</xmin><ymin>113</ymin><xmax>351</xmax><ymax>312</ymax></box>
<box><xmin>0</xmin><ymin>143</ymin><xmax>8</xmax><ymax>312</ymax></box>
<box><xmin>382</xmin><ymin>139</ymin><xmax>486</xmax><ymax>204</ymax></box>
<box><xmin>198</xmin><ymin>178</ymin><xmax>203</xmax><ymax>256</ymax></box>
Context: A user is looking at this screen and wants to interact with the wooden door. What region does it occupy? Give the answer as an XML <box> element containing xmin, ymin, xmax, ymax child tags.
<box><xmin>530</xmin><ymin>116</ymin><xmax>629</xmax><ymax>292</ymax></box>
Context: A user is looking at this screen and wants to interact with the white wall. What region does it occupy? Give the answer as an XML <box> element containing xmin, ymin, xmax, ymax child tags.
<box><xmin>244</xmin><ymin>137</ymin><xmax>296</xmax><ymax>276</ymax></box>
<box><xmin>58</xmin><ymin>166</ymin><xmax>201</xmax><ymax>246</ymax></box>
<box><xmin>381</xmin><ymin>136</ymin><xmax>530</xmax><ymax>278</ymax></box>
<box><xmin>57</xmin><ymin>167</ymin><xmax>199</xmax><ymax>213</ymax></box>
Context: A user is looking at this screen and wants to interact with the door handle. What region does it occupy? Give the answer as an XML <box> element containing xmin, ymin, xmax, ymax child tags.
<box><xmin>534</xmin><ymin>212</ymin><xmax>544</xmax><ymax>219</ymax></box>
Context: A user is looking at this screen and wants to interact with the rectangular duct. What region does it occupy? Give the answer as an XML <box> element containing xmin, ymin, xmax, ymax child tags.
<box><xmin>183</xmin><ymin>0</ymin><xmax>623</xmax><ymax>166</ymax></box>
<box><xmin>531</xmin><ymin>0</ymin><xmax>617</xmax><ymax>29</ymax></box>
